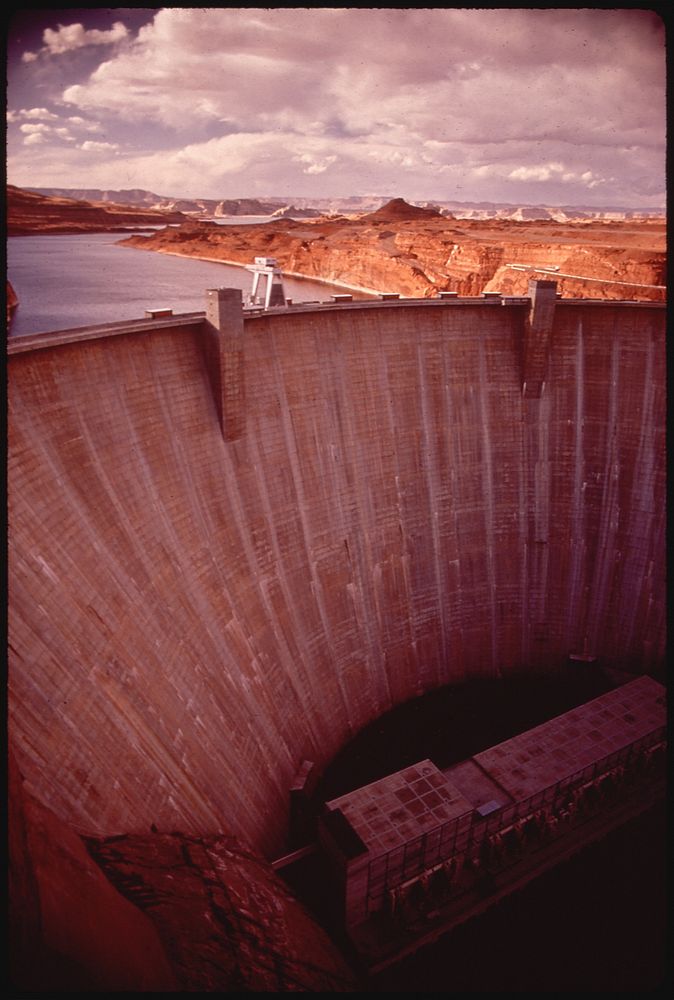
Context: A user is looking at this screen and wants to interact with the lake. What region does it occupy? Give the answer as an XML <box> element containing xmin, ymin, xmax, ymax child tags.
<box><xmin>7</xmin><ymin>231</ymin><xmax>372</xmax><ymax>337</ymax></box>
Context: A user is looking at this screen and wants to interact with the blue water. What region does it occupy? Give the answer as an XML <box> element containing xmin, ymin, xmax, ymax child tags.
<box><xmin>7</xmin><ymin>232</ymin><xmax>370</xmax><ymax>336</ymax></box>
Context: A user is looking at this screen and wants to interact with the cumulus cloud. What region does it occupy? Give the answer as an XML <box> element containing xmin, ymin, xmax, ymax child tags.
<box><xmin>66</xmin><ymin>115</ymin><xmax>103</xmax><ymax>133</ymax></box>
<box><xmin>80</xmin><ymin>140</ymin><xmax>119</xmax><ymax>153</ymax></box>
<box><xmin>509</xmin><ymin>164</ymin><xmax>565</xmax><ymax>183</ymax></box>
<box><xmin>23</xmin><ymin>21</ymin><xmax>129</xmax><ymax>61</ymax></box>
<box><xmin>294</xmin><ymin>153</ymin><xmax>337</xmax><ymax>175</ymax></box>
<box><xmin>18</xmin><ymin>121</ymin><xmax>75</xmax><ymax>146</ymax></box>
<box><xmin>20</xmin><ymin>122</ymin><xmax>47</xmax><ymax>133</ymax></box>
<box><xmin>14</xmin><ymin>107</ymin><xmax>59</xmax><ymax>121</ymax></box>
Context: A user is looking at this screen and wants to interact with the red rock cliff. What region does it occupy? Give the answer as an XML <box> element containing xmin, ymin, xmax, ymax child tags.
<box><xmin>119</xmin><ymin>205</ymin><xmax>665</xmax><ymax>301</ymax></box>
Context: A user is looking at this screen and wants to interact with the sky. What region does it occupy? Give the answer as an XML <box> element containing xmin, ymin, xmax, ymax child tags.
<box><xmin>6</xmin><ymin>7</ymin><xmax>666</xmax><ymax>208</ymax></box>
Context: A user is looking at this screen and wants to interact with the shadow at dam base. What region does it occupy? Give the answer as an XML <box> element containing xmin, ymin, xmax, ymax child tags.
<box><xmin>313</xmin><ymin>667</ymin><xmax>616</xmax><ymax>804</ymax></box>
<box><xmin>280</xmin><ymin>667</ymin><xmax>666</xmax><ymax>992</ymax></box>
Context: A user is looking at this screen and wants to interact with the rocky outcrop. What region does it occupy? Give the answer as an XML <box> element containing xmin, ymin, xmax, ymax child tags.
<box><xmin>9</xmin><ymin>750</ymin><xmax>178</xmax><ymax>991</ymax></box>
<box><xmin>9</xmin><ymin>749</ymin><xmax>355</xmax><ymax>991</ymax></box>
<box><xmin>119</xmin><ymin>206</ymin><xmax>666</xmax><ymax>301</ymax></box>
<box><xmin>362</xmin><ymin>198</ymin><xmax>444</xmax><ymax>222</ymax></box>
<box><xmin>7</xmin><ymin>280</ymin><xmax>18</xmax><ymax>327</ymax></box>
<box><xmin>270</xmin><ymin>204</ymin><xmax>322</xmax><ymax>220</ymax></box>
<box><xmin>7</xmin><ymin>185</ymin><xmax>186</xmax><ymax>235</ymax></box>
<box><xmin>212</xmin><ymin>198</ymin><xmax>284</xmax><ymax>217</ymax></box>
<box><xmin>86</xmin><ymin>834</ymin><xmax>356</xmax><ymax>991</ymax></box>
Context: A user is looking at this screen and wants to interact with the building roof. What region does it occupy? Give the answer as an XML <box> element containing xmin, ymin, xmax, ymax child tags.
<box><xmin>326</xmin><ymin>760</ymin><xmax>472</xmax><ymax>858</ymax></box>
<box><xmin>474</xmin><ymin>675</ymin><xmax>665</xmax><ymax>801</ymax></box>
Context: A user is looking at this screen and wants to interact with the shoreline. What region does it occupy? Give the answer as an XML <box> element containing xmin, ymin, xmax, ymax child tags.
<box><xmin>9</xmin><ymin>225</ymin><xmax>172</xmax><ymax>237</ymax></box>
<box><xmin>117</xmin><ymin>241</ymin><xmax>387</xmax><ymax>298</ymax></box>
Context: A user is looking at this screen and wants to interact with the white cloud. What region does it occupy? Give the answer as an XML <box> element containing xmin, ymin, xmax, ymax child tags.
<box><xmin>8</xmin><ymin>107</ymin><xmax>59</xmax><ymax>122</ymax></box>
<box><xmin>18</xmin><ymin>121</ymin><xmax>75</xmax><ymax>146</ymax></box>
<box><xmin>79</xmin><ymin>140</ymin><xmax>119</xmax><ymax>153</ymax></box>
<box><xmin>24</xmin><ymin>107</ymin><xmax>59</xmax><ymax>120</ymax></box>
<box><xmin>294</xmin><ymin>153</ymin><xmax>337</xmax><ymax>175</ymax></box>
<box><xmin>22</xmin><ymin>20</ymin><xmax>128</xmax><ymax>61</ymax></box>
<box><xmin>19</xmin><ymin>123</ymin><xmax>51</xmax><ymax>135</ymax></box>
<box><xmin>509</xmin><ymin>164</ymin><xmax>565</xmax><ymax>182</ymax></box>
<box><xmin>66</xmin><ymin>116</ymin><xmax>103</xmax><ymax>133</ymax></box>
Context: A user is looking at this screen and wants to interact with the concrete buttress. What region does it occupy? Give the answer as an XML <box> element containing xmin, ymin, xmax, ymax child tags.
<box><xmin>205</xmin><ymin>287</ymin><xmax>245</xmax><ymax>440</ymax></box>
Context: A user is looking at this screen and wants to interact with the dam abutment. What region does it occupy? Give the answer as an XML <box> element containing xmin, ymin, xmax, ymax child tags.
<box><xmin>8</xmin><ymin>291</ymin><xmax>665</xmax><ymax>857</ymax></box>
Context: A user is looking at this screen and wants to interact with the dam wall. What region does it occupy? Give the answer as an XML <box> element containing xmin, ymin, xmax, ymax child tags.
<box><xmin>8</xmin><ymin>297</ymin><xmax>665</xmax><ymax>856</ymax></box>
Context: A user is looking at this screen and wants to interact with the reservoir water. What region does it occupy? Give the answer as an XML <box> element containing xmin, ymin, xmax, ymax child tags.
<box><xmin>7</xmin><ymin>231</ymin><xmax>372</xmax><ymax>337</ymax></box>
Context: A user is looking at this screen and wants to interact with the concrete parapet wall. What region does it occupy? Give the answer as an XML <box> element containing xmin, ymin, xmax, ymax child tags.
<box><xmin>8</xmin><ymin>299</ymin><xmax>666</xmax><ymax>855</ymax></box>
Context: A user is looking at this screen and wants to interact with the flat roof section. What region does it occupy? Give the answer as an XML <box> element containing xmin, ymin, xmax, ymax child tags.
<box><xmin>474</xmin><ymin>676</ymin><xmax>665</xmax><ymax>802</ymax></box>
<box><xmin>326</xmin><ymin>760</ymin><xmax>473</xmax><ymax>859</ymax></box>
<box><xmin>443</xmin><ymin>758</ymin><xmax>514</xmax><ymax>812</ymax></box>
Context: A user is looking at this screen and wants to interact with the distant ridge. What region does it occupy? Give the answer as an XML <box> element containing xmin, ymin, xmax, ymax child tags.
<box><xmin>22</xmin><ymin>188</ymin><xmax>664</xmax><ymax>222</ymax></box>
<box><xmin>26</xmin><ymin>187</ymin><xmax>283</xmax><ymax>217</ymax></box>
<box><xmin>7</xmin><ymin>185</ymin><xmax>185</xmax><ymax>235</ymax></box>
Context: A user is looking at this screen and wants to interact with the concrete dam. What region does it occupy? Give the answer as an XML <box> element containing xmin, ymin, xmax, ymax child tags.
<box><xmin>9</xmin><ymin>288</ymin><xmax>665</xmax><ymax>862</ymax></box>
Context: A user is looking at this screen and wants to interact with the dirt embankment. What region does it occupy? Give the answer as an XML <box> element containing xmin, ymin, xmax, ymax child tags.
<box><xmin>7</xmin><ymin>185</ymin><xmax>186</xmax><ymax>235</ymax></box>
<box><xmin>119</xmin><ymin>200</ymin><xmax>666</xmax><ymax>301</ymax></box>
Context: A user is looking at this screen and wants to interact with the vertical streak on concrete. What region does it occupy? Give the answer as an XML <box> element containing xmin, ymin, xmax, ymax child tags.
<box><xmin>205</xmin><ymin>288</ymin><xmax>245</xmax><ymax>441</ymax></box>
<box><xmin>586</xmin><ymin>330</ymin><xmax>621</xmax><ymax>652</ymax></box>
<box><xmin>318</xmin><ymin>311</ymin><xmax>391</xmax><ymax>719</ymax></box>
<box><xmin>534</xmin><ymin>391</ymin><xmax>551</xmax><ymax>546</ymax></box>
<box><xmin>241</xmin><ymin>423</ymin><xmax>326</xmax><ymax>753</ymax></box>
<box><xmin>565</xmin><ymin>317</ymin><xmax>586</xmax><ymax>642</ymax></box>
<box><xmin>379</xmin><ymin>332</ymin><xmax>419</xmax><ymax>698</ymax></box>
<box><xmin>517</xmin><ymin>393</ymin><xmax>531</xmax><ymax>666</ymax></box>
<box><xmin>616</xmin><ymin>333</ymin><xmax>656</xmax><ymax>659</ymax></box>
<box><xmin>416</xmin><ymin>339</ymin><xmax>448</xmax><ymax>681</ymax></box>
<box><xmin>442</xmin><ymin>377</ymin><xmax>464</xmax><ymax>683</ymax></box>
<box><xmin>522</xmin><ymin>390</ymin><xmax>551</xmax><ymax>664</ymax></box>
<box><xmin>314</xmin><ymin>314</ymin><xmax>392</xmax><ymax>714</ymax></box>
<box><xmin>477</xmin><ymin>337</ymin><xmax>499</xmax><ymax>676</ymax></box>
<box><xmin>330</xmin><ymin>318</ymin><xmax>393</xmax><ymax>713</ymax></box>
<box><xmin>268</xmin><ymin>327</ymin><xmax>354</xmax><ymax>737</ymax></box>
<box><xmin>215</xmin><ymin>435</ymin><xmax>325</xmax><ymax>766</ymax></box>
<box><xmin>345</xmin><ymin>317</ymin><xmax>394</xmax><ymax>702</ymax></box>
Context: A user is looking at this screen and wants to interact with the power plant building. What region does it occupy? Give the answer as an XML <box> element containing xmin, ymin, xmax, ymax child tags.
<box><xmin>320</xmin><ymin>675</ymin><xmax>665</xmax><ymax>948</ymax></box>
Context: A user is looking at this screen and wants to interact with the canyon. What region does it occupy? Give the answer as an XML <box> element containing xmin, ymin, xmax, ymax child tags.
<box><xmin>120</xmin><ymin>198</ymin><xmax>666</xmax><ymax>302</ymax></box>
<box><xmin>8</xmin><ymin>186</ymin><xmax>665</xmax><ymax>303</ymax></box>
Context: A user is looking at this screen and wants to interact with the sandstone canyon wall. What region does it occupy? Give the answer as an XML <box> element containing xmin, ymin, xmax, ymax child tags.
<box><xmin>8</xmin><ymin>298</ymin><xmax>665</xmax><ymax>861</ymax></box>
<box><xmin>120</xmin><ymin>214</ymin><xmax>666</xmax><ymax>302</ymax></box>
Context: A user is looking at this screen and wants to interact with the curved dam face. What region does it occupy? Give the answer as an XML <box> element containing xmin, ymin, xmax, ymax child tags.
<box><xmin>8</xmin><ymin>297</ymin><xmax>665</xmax><ymax>856</ymax></box>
